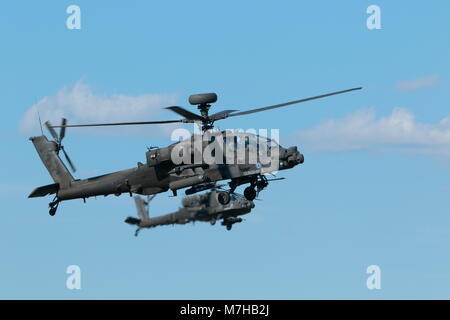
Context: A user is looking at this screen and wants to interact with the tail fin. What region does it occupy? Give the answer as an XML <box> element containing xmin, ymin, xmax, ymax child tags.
<box><xmin>30</xmin><ymin>136</ymin><xmax>74</xmax><ymax>189</ymax></box>
<box><xmin>134</xmin><ymin>196</ymin><xmax>150</xmax><ymax>221</ymax></box>
<box><xmin>125</xmin><ymin>196</ymin><xmax>153</xmax><ymax>228</ymax></box>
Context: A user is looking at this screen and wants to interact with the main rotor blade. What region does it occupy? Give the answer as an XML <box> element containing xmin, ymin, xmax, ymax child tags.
<box><xmin>228</xmin><ymin>87</ymin><xmax>362</xmax><ymax>118</ymax></box>
<box><xmin>209</xmin><ymin>110</ymin><xmax>239</xmax><ymax>121</ymax></box>
<box><xmin>59</xmin><ymin>118</ymin><xmax>67</xmax><ymax>141</ymax></box>
<box><xmin>165</xmin><ymin>106</ymin><xmax>204</xmax><ymax>121</ymax></box>
<box><xmin>61</xmin><ymin>147</ymin><xmax>76</xmax><ymax>172</ymax></box>
<box><xmin>50</xmin><ymin>119</ymin><xmax>187</xmax><ymax>128</ymax></box>
<box><xmin>44</xmin><ymin>121</ymin><xmax>60</xmax><ymax>141</ymax></box>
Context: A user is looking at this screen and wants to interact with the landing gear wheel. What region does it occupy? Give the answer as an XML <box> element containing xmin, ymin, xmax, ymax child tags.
<box><xmin>48</xmin><ymin>198</ymin><xmax>59</xmax><ymax>216</ymax></box>
<box><xmin>49</xmin><ymin>208</ymin><xmax>57</xmax><ymax>216</ymax></box>
<box><xmin>244</xmin><ymin>186</ymin><xmax>256</xmax><ymax>201</ymax></box>
<box><xmin>226</xmin><ymin>224</ymin><xmax>232</xmax><ymax>231</ymax></box>
<box><xmin>210</xmin><ymin>218</ymin><xmax>216</xmax><ymax>226</ymax></box>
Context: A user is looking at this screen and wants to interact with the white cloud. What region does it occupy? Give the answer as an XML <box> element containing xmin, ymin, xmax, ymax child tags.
<box><xmin>20</xmin><ymin>81</ymin><xmax>180</xmax><ymax>136</ymax></box>
<box><xmin>295</xmin><ymin>108</ymin><xmax>450</xmax><ymax>157</ymax></box>
<box><xmin>395</xmin><ymin>74</ymin><xmax>440</xmax><ymax>91</ymax></box>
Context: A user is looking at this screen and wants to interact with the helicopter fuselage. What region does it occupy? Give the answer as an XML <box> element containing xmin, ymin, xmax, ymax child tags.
<box><xmin>126</xmin><ymin>189</ymin><xmax>255</xmax><ymax>233</ymax></box>
<box><xmin>29</xmin><ymin>132</ymin><xmax>304</xmax><ymax>204</ymax></box>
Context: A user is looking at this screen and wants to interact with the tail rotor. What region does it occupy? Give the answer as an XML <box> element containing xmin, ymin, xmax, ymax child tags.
<box><xmin>44</xmin><ymin>118</ymin><xmax>77</xmax><ymax>172</ymax></box>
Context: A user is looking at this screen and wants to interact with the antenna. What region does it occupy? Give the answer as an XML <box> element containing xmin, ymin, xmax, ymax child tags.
<box><xmin>38</xmin><ymin>111</ymin><xmax>44</xmax><ymax>135</ymax></box>
<box><xmin>35</xmin><ymin>97</ymin><xmax>44</xmax><ymax>135</ymax></box>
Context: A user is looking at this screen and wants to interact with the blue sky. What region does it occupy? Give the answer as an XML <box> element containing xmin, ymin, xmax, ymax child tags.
<box><xmin>1</xmin><ymin>1</ymin><xmax>450</xmax><ymax>299</ymax></box>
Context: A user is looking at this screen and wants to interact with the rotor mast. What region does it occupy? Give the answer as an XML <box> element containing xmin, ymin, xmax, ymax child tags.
<box><xmin>188</xmin><ymin>93</ymin><xmax>218</xmax><ymax>132</ymax></box>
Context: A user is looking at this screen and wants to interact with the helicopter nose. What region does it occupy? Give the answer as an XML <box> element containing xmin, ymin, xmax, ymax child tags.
<box><xmin>287</xmin><ymin>147</ymin><xmax>304</xmax><ymax>165</ymax></box>
<box><xmin>298</xmin><ymin>152</ymin><xmax>304</xmax><ymax>164</ymax></box>
<box><xmin>279</xmin><ymin>146</ymin><xmax>304</xmax><ymax>169</ymax></box>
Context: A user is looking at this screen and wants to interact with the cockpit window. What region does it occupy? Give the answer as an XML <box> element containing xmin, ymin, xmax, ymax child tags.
<box><xmin>223</xmin><ymin>131</ymin><xmax>279</xmax><ymax>151</ymax></box>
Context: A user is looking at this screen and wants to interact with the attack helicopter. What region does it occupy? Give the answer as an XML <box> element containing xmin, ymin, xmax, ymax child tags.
<box><xmin>125</xmin><ymin>188</ymin><xmax>255</xmax><ymax>234</ymax></box>
<box><xmin>28</xmin><ymin>88</ymin><xmax>362</xmax><ymax>216</ymax></box>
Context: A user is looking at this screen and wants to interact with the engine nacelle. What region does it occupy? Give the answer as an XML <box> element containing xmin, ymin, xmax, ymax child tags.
<box><xmin>146</xmin><ymin>147</ymin><xmax>171</xmax><ymax>166</ymax></box>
